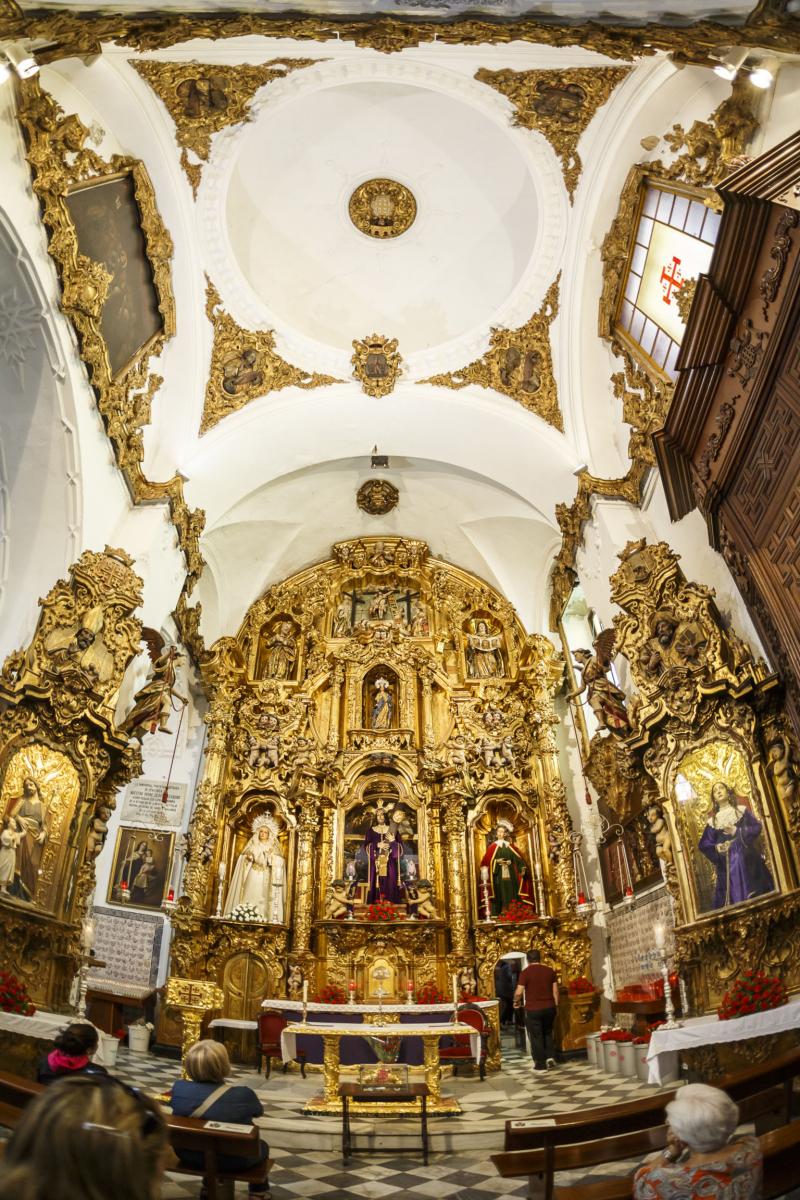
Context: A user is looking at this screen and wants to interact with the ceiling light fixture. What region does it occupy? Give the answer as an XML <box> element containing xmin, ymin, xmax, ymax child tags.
<box><xmin>371</xmin><ymin>445</ymin><xmax>389</xmax><ymax>470</ymax></box>
<box><xmin>748</xmin><ymin>65</ymin><xmax>774</xmax><ymax>89</ymax></box>
<box><xmin>2</xmin><ymin>42</ymin><xmax>39</xmax><ymax>78</ymax></box>
<box><xmin>713</xmin><ymin>63</ymin><xmax>738</xmax><ymax>81</ymax></box>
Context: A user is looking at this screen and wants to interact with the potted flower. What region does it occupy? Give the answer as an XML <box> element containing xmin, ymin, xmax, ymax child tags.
<box><xmin>127</xmin><ymin>1016</ymin><xmax>153</xmax><ymax>1054</ymax></box>
<box><xmin>228</xmin><ymin>903</ymin><xmax>262</xmax><ymax>923</ymax></box>
<box><xmin>718</xmin><ymin>970</ymin><xmax>787</xmax><ymax>1020</ymax></box>
<box><xmin>599</xmin><ymin>1028</ymin><xmax>634</xmax><ymax>1074</ymax></box>
<box><xmin>367</xmin><ymin>899</ymin><xmax>399</xmax><ymax>922</ymax></box>
<box><xmin>415</xmin><ymin>982</ymin><xmax>446</xmax><ymax>1005</ymax></box>
<box><xmin>0</xmin><ymin>971</ymin><xmax>35</xmax><ymax>1015</ymax></box>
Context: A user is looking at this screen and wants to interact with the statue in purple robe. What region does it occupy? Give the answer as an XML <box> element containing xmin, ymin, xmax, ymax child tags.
<box><xmin>363</xmin><ymin>803</ymin><xmax>404</xmax><ymax>903</ymax></box>
<box><xmin>698</xmin><ymin>782</ymin><xmax>775</xmax><ymax>910</ymax></box>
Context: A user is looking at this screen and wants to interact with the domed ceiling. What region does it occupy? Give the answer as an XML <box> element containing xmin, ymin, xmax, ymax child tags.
<box><xmin>7</xmin><ymin>5</ymin><xmax>758</xmax><ymax>647</ymax></box>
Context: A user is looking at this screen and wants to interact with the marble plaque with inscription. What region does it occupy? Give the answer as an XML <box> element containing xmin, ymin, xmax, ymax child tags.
<box><xmin>122</xmin><ymin>778</ymin><xmax>186</xmax><ymax>826</ymax></box>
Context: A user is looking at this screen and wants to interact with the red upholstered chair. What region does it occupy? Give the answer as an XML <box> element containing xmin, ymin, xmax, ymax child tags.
<box><xmin>438</xmin><ymin>1004</ymin><xmax>488</xmax><ymax>1081</ymax></box>
<box><xmin>258</xmin><ymin>1010</ymin><xmax>306</xmax><ymax>1080</ymax></box>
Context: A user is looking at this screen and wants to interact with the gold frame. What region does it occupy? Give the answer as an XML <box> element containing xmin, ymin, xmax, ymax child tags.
<box><xmin>106</xmin><ymin>825</ymin><xmax>176</xmax><ymax>911</ymax></box>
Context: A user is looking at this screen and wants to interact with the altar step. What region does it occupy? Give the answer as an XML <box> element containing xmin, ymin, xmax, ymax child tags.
<box><xmin>257</xmin><ymin>1111</ymin><xmax>508</xmax><ymax>1153</ymax></box>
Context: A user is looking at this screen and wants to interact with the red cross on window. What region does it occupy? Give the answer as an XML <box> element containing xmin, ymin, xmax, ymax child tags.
<box><xmin>660</xmin><ymin>256</ymin><xmax>683</xmax><ymax>305</ymax></box>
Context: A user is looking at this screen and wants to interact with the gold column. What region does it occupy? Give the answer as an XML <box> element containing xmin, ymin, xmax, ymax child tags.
<box><xmin>292</xmin><ymin>774</ymin><xmax>321</xmax><ymax>956</ymax></box>
<box><xmin>485</xmin><ymin>1001</ymin><xmax>501</xmax><ymax>1071</ymax></box>
<box><xmin>441</xmin><ymin>777</ymin><xmax>470</xmax><ymax>957</ymax></box>
<box><xmin>422</xmin><ymin>1035</ymin><xmax>442</xmax><ymax>1103</ymax></box>
<box><xmin>322</xmin><ymin>1034</ymin><xmax>341</xmax><ymax>1108</ymax></box>
<box><xmin>182</xmin><ymin>682</ymin><xmax>237</xmax><ymax>908</ymax></box>
<box><xmin>419</xmin><ymin>667</ymin><xmax>435</xmax><ymax>749</ymax></box>
<box><xmin>326</xmin><ymin>664</ymin><xmax>344</xmax><ymax>752</ymax></box>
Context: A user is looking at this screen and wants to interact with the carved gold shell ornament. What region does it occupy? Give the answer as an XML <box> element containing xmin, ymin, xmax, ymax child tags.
<box><xmin>348</xmin><ymin>179</ymin><xmax>417</xmax><ymax>240</ymax></box>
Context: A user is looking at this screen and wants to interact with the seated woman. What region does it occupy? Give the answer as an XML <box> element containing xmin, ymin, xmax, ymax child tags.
<box><xmin>37</xmin><ymin>1022</ymin><xmax>108</xmax><ymax>1085</ymax></box>
<box><xmin>171</xmin><ymin>1039</ymin><xmax>270</xmax><ymax>1200</ymax></box>
<box><xmin>0</xmin><ymin>1073</ymin><xmax>170</xmax><ymax>1200</ymax></box>
<box><xmin>634</xmin><ymin>1083</ymin><xmax>762</xmax><ymax>1200</ymax></box>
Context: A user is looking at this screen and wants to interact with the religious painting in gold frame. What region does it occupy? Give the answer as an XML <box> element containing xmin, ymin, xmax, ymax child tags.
<box><xmin>64</xmin><ymin>171</ymin><xmax>165</xmax><ymax>381</ymax></box>
<box><xmin>669</xmin><ymin>740</ymin><xmax>778</xmax><ymax>920</ymax></box>
<box><xmin>106</xmin><ymin>826</ymin><xmax>175</xmax><ymax>910</ymax></box>
<box><xmin>0</xmin><ymin>743</ymin><xmax>81</xmax><ymax>914</ymax></box>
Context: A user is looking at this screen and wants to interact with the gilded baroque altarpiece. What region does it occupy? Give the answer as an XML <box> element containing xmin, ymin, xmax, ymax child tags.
<box><xmin>0</xmin><ymin>550</ymin><xmax>145</xmax><ymax>1009</ymax></box>
<box><xmin>170</xmin><ymin>537</ymin><xmax>590</xmax><ymax>1046</ymax></box>
<box><xmin>572</xmin><ymin>540</ymin><xmax>800</xmax><ymax>1016</ymax></box>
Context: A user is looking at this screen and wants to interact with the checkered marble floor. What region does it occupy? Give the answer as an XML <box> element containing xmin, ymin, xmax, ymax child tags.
<box><xmin>112</xmin><ymin>1036</ymin><xmax>668</xmax><ymax>1199</ymax></box>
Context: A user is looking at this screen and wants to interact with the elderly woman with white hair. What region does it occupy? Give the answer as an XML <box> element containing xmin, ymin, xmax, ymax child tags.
<box><xmin>634</xmin><ymin>1083</ymin><xmax>762</xmax><ymax>1199</ymax></box>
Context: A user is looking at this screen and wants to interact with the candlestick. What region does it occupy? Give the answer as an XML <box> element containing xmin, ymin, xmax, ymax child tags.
<box><xmin>658</xmin><ymin>946</ymin><xmax>682</xmax><ymax>1029</ymax></box>
<box><xmin>214</xmin><ymin>862</ymin><xmax>226</xmax><ymax>918</ymax></box>
<box><xmin>348</xmin><ymin>981</ymin><xmax>357</xmax><ymax>1007</ymax></box>
<box><xmin>678</xmin><ymin>974</ymin><xmax>689</xmax><ymax>1018</ymax></box>
<box><xmin>480</xmin><ymin>866</ymin><xmax>492</xmax><ymax>922</ymax></box>
<box><xmin>451</xmin><ymin>972</ymin><xmax>459</xmax><ymax>1021</ymax></box>
<box><xmin>302</xmin><ymin>979</ymin><xmax>308</xmax><ymax>1024</ymax></box>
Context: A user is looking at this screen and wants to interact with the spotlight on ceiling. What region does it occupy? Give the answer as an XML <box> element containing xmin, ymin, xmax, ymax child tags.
<box><xmin>713</xmin><ymin>63</ymin><xmax>738</xmax><ymax>81</ymax></box>
<box><xmin>371</xmin><ymin>444</ymin><xmax>389</xmax><ymax>470</ymax></box>
<box><xmin>3</xmin><ymin>42</ymin><xmax>39</xmax><ymax>78</ymax></box>
<box><xmin>749</xmin><ymin>65</ymin><xmax>774</xmax><ymax>89</ymax></box>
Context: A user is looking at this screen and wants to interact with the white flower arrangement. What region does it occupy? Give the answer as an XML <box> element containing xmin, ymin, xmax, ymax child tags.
<box><xmin>228</xmin><ymin>903</ymin><xmax>263</xmax><ymax>923</ymax></box>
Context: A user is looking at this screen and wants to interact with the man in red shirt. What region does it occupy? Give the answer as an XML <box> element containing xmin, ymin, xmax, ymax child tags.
<box><xmin>514</xmin><ymin>949</ymin><xmax>559</xmax><ymax>1071</ymax></box>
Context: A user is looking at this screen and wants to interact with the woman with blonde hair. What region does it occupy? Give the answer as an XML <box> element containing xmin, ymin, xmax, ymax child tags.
<box><xmin>0</xmin><ymin>1073</ymin><xmax>170</xmax><ymax>1200</ymax></box>
<box><xmin>634</xmin><ymin>1083</ymin><xmax>762</xmax><ymax>1199</ymax></box>
<box><xmin>171</xmin><ymin>1038</ymin><xmax>270</xmax><ymax>1200</ymax></box>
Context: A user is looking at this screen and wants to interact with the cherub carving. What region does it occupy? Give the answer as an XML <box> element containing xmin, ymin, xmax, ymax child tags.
<box><xmin>645</xmin><ymin>802</ymin><xmax>673</xmax><ymax>866</ymax></box>
<box><xmin>325</xmin><ymin>879</ymin><xmax>354</xmax><ymax>919</ymax></box>
<box><xmin>287</xmin><ymin>963</ymin><xmax>304</xmax><ymax>999</ymax></box>
<box><xmin>85</xmin><ymin>804</ymin><xmax>113</xmax><ymax>860</ymax></box>
<box><xmin>766</xmin><ymin>735</ymin><xmax>800</xmax><ymax>815</ymax></box>
<box><xmin>247</xmin><ymin>712</ymin><xmax>281</xmax><ymax>772</ymax></box>
<box><xmin>567</xmin><ymin>629</ymin><xmax>629</xmax><ymax>733</ymax></box>
<box><xmin>407</xmin><ymin>879</ymin><xmax>438</xmax><ymax>919</ymax></box>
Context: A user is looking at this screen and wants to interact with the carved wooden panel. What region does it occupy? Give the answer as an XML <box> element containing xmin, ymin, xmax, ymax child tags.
<box><xmin>730</xmin><ymin>391</ymin><xmax>800</xmax><ymax>536</ymax></box>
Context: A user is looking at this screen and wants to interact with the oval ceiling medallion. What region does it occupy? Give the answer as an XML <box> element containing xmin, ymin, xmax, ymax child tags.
<box><xmin>348</xmin><ymin>178</ymin><xmax>417</xmax><ymax>240</ymax></box>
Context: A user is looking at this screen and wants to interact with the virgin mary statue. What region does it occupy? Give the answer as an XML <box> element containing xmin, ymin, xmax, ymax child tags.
<box><xmin>224</xmin><ymin>815</ymin><xmax>286</xmax><ymax>923</ymax></box>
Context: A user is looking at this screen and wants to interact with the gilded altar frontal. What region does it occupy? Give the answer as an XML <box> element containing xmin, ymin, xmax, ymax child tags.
<box><xmin>171</xmin><ymin>537</ymin><xmax>586</xmax><ymax>1022</ymax></box>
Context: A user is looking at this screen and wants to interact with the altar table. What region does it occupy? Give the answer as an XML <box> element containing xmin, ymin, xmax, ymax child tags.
<box><xmin>646</xmin><ymin>997</ymin><xmax>800</xmax><ymax>1085</ymax></box>
<box><xmin>280</xmin><ymin>1019</ymin><xmax>479</xmax><ymax>1114</ymax></box>
<box><xmin>258</xmin><ymin>998</ymin><xmax>500</xmax><ymax>1070</ymax></box>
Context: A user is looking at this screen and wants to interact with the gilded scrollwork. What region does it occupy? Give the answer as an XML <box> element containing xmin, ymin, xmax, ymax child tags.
<box><xmin>131</xmin><ymin>58</ymin><xmax>322</xmax><ymax>194</ymax></box>
<box><xmin>474</xmin><ymin>68</ymin><xmax>629</xmax><ymax>202</ymax></box>
<box><xmin>351</xmin><ymin>333</ymin><xmax>402</xmax><ymax>398</ymax></box>
<box><xmin>16</xmin><ymin>78</ymin><xmax>206</xmax><ymax>663</ymax></box>
<box><xmin>202</xmin><ymin>280</ymin><xmax>340</xmax><ymax>433</ymax></box>
<box><xmin>421</xmin><ymin>276</ymin><xmax>561</xmax><ymax>430</ymax></box>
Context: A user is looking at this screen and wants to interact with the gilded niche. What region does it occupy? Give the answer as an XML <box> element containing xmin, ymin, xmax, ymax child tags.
<box><xmin>421</xmin><ymin>275</ymin><xmax>561</xmax><ymax>429</ymax></box>
<box><xmin>173</xmin><ymin>537</ymin><xmax>586</xmax><ymax>1016</ymax></box>
<box><xmin>475</xmin><ymin>67</ymin><xmax>630</xmax><ymax>202</ymax></box>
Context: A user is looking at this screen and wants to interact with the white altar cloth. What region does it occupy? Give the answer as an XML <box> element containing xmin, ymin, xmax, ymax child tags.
<box><xmin>262</xmin><ymin>999</ymin><xmax>498</xmax><ymax>1015</ymax></box>
<box><xmin>646</xmin><ymin>996</ymin><xmax>800</xmax><ymax>1085</ymax></box>
<box><xmin>0</xmin><ymin>1009</ymin><xmax>75</xmax><ymax>1041</ymax></box>
<box><xmin>280</xmin><ymin>1020</ymin><xmax>481</xmax><ymax>1063</ymax></box>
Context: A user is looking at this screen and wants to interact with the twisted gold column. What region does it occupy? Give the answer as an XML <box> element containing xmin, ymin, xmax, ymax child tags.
<box><xmin>441</xmin><ymin>781</ymin><xmax>470</xmax><ymax>957</ymax></box>
<box><xmin>292</xmin><ymin>777</ymin><xmax>321</xmax><ymax>956</ymax></box>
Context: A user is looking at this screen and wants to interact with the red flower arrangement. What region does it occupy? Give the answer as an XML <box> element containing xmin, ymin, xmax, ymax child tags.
<box><xmin>315</xmin><ymin>984</ymin><xmax>347</xmax><ymax>1004</ymax></box>
<box><xmin>367</xmin><ymin>899</ymin><xmax>399</xmax><ymax>922</ymax></box>
<box><xmin>599</xmin><ymin>1029</ymin><xmax>634</xmax><ymax>1043</ymax></box>
<box><xmin>567</xmin><ymin>976</ymin><xmax>596</xmax><ymax>996</ymax></box>
<box><xmin>718</xmin><ymin>969</ymin><xmax>787</xmax><ymax>1021</ymax></box>
<box><xmin>0</xmin><ymin>971</ymin><xmax>35</xmax><ymax>1015</ymax></box>
<box><xmin>497</xmin><ymin>899</ymin><xmax>534</xmax><ymax>924</ymax></box>
<box><xmin>415</xmin><ymin>982</ymin><xmax>446</xmax><ymax>1005</ymax></box>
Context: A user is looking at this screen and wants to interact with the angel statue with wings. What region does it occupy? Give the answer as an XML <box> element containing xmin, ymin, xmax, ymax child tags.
<box><xmin>566</xmin><ymin>629</ymin><xmax>629</xmax><ymax>734</ymax></box>
<box><xmin>122</xmin><ymin>631</ymin><xmax>188</xmax><ymax>740</ymax></box>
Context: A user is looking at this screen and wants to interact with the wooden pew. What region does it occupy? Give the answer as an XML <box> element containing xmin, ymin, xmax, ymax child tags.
<box><xmin>167</xmin><ymin>1115</ymin><xmax>271</xmax><ymax>1200</ymax></box>
<box><xmin>493</xmin><ymin>1085</ymin><xmax>788</xmax><ymax>1200</ymax></box>
<box><xmin>0</xmin><ymin>1068</ymin><xmax>271</xmax><ymax>1200</ymax></box>
<box><xmin>549</xmin><ymin>1117</ymin><xmax>800</xmax><ymax>1200</ymax></box>
<box><xmin>504</xmin><ymin>1043</ymin><xmax>800</xmax><ymax>1155</ymax></box>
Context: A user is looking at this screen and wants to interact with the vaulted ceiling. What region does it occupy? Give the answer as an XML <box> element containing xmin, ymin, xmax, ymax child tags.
<box><xmin>5</xmin><ymin>0</ymin><xmax>791</xmax><ymax>645</ymax></box>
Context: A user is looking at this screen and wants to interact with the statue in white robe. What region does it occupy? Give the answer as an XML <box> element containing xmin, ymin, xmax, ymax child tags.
<box><xmin>224</xmin><ymin>816</ymin><xmax>286</xmax><ymax>923</ymax></box>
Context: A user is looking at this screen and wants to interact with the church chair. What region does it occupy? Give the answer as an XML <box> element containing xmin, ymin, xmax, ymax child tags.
<box><xmin>438</xmin><ymin>1003</ymin><xmax>488</xmax><ymax>1081</ymax></box>
<box><xmin>257</xmin><ymin>1010</ymin><xmax>305</xmax><ymax>1080</ymax></box>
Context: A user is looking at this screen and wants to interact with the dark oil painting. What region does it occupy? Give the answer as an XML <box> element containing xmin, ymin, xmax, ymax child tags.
<box><xmin>65</xmin><ymin>174</ymin><xmax>162</xmax><ymax>379</ymax></box>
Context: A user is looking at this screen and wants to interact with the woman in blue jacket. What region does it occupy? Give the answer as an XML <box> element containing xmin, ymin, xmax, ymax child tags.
<box><xmin>171</xmin><ymin>1039</ymin><xmax>269</xmax><ymax>1200</ymax></box>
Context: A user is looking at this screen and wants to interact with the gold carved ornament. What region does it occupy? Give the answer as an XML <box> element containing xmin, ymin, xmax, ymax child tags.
<box><xmin>16</xmin><ymin>79</ymin><xmax>206</xmax><ymax>663</ymax></box>
<box><xmin>5</xmin><ymin>2</ymin><xmax>800</xmax><ymax>61</ymax></box>
<box><xmin>201</xmin><ymin>280</ymin><xmax>341</xmax><ymax>433</ymax></box>
<box><xmin>356</xmin><ymin>479</ymin><xmax>399</xmax><ymax>516</ymax></box>
<box><xmin>348</xmin><ymin>178</ymin><xmax>417</xmax><ymax>240</ymax></box>
<box><xmin>475</xmin><ymin>67</ymin><xmax>630</xmax><ymax>203</ymax></box>
<box><xmin>352</xmin><ymin>333</ymin><xmax>402</xmax><ymax>398</ymax></box>
<box><xmin>421</xmin><ymin>276</ymin><xmax>561</xmax><ymax>430</ymax></box>
<box><xmin>131</xmin><ymin>58</ymin><xmax>322</xmax><ymax>195</ymax></box>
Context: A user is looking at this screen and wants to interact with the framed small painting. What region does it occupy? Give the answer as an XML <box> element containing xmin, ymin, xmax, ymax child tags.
<box><xmin>64</xmin><ymin>173</ymin><xmax>164</xmax><ymax>380</ymax></box>
<box><xmin>107</xmin><ymin>826</ymin><xmax>174</xmax><ymax>911</ymax></box>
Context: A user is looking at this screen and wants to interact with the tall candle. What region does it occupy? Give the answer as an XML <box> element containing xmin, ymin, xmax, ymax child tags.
<box><xmin>653</xmin><ymin>922</ymin><xmax>665</xmax><ymax>950</ymax></box>
<box><xmin>452</xmin><ymin>973</ymin><xmax>458</xmax><ymax>1009</ymax></box>
<box><xmin>302</xmin><ymin>980</ymin><xmax>308</xmax><ymax>1003</ymax></box>
<box><xmin>218</xmin><ymin>861</ymin><xmax>227</xmax><ymax>880</ymax></box>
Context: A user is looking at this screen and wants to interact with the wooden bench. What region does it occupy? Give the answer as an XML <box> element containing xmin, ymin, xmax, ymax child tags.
<box><xmin>0</xmin><ymin>1068</ymin><xmax>270</xmax><ymax>1200</ymax></box>
<box><xmin>546</xmin><ymin>1117</ymin><xmax>800</xmax><ymax>1200</ymax></box>
<box><xmin>504</xmin><ymin>1043</ymin><xmax>800</xmax><ymax>1155</ymax></box>
<box><xmin>493</xmin><ymin>1085</ymin><xmax>788</xmax><ymax>1200</ymax></box>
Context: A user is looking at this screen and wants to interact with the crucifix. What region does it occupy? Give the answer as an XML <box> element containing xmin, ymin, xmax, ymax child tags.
<box><xmin>394</xmin><ymin>589</ymin><xmax>420</xmax><ymax>625</ymax></box>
